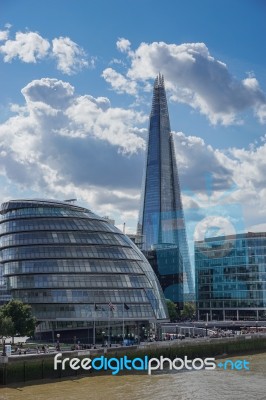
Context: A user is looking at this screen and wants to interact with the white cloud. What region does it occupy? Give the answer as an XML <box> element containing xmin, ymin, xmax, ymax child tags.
<box><xmin>0</xmin><ymin>27</ymin><xmax>91</xmax><ymax>74</ymax></box>
<box><xmin>52</xmin><ymin>36</ymin><xmax>89</xmax><ymax>75</ymax></box>
<box><xmin>256</xmin><ymin>104</ymin><xmax>266</xmax><ymax>123</ymax></box>
<box><xmin>173</xmin><ymin>131</ymin><xmax>233</xmax><ymax>192</ymax></box>
<box><xmin>0</xmin><ymin>78</ymin><xmax>146</xmax><ymax>212</ymax></box>
<box><xmin>0</xmin><ymin>31</ymin><xmax>50</xmax><ymax>62</ymax></box>
<box><xmin>22</xmin><ymin>77</ymin><xmax>75</xmax><ymax>109</ymax></box>
<box><xmin>173</xmin><ymin>131</ymin><xmax>266</xmax><ymax>234</ymax></box>
<box><xmin>116</xmin><ymin>37</ymin><xmax>131</xmax><ymax>53</ymax></box>
<box><xmin>65</xmin><ymin>94</ymin><xmax>146</xmax><ymax>151</ymax></box>
<box><xmin>102</xmin><ymin>67</ymin><xmax>137</xmax><ymax>95</ymax></box>
<box><xmin>104</xmin><ymin>40</ymin><xmax>266</xmax><ymax>125</ymax></box>
<box><xmin>0</xmin><ymin>30</ymin><xmax>9</xmax><ymax>41</ymax></box>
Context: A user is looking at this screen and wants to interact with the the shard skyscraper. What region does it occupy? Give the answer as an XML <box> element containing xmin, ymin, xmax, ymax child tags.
<box><xmin>138</xmin><ymin>74</ymin><xmax>194</xmax><ymax>303</ymax></box>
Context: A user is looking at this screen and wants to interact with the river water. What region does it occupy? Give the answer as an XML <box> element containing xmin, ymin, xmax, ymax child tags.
<box><xmin>0</xmin><ymin>352</ymin><xmax>265</xmax><ymax>400</ymax></box>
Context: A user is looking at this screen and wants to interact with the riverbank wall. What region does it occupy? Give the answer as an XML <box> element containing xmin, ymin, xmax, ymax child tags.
<box><xmin>1</xmin><ymin>334</ymin><xmax>266</xmax><ymax>386</ymax></box>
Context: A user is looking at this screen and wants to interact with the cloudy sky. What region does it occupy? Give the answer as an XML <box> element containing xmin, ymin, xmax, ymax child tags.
<box><xmin>0</xmin><ymin>0</ymin><xmax>266</xmax><ymax>260</ymax></box>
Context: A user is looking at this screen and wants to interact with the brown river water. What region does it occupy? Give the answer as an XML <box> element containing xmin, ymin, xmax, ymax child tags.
<box><xmin>0</xmin><ymin>352</ymin><xmax>265</xmax><ymax>400</ymax></box>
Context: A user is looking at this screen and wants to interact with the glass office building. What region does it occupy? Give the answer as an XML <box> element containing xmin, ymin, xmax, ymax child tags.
<box><xmin>0</xmin><ymin>262</ymin><xmax>11</xmax><ymax>305</ymax></box>
<box><xmin>195</xmin><ymin>232</ymin><xmax>266</xmax><ymax>321</ymax></box>
<box><xmin>138</xmin><ymin>74</ymin><xmax>194</xmax><ymax>302</ymax></box>
<box><xmin>143</xmin><ymin>246</ymin><xmax>183</xmax><ymax>305</ymax></box>
<box><xmin>0</xmin><ymin>199</ymin><xmax>168</xmax><ymax>340</ymax></box>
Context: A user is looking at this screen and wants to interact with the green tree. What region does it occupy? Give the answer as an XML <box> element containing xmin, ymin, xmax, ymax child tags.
<box><xmin>181</xmin><ymin>302</ymin><xmax>196</xmax><ymax>320</ymax></box>
<box><xmin>0</xmin><ymin>315</ymin><xmax>15</xmax><ymax>338</ymax></box>
<box><xmin>0</xmin><ymin>300</ymin><xmax>36</xmax><ymax>339</ymax></box>
<box><xmin>166</xmin><ymin>299</ymin><xmax>179</xmax><ymax>321</ymax></box>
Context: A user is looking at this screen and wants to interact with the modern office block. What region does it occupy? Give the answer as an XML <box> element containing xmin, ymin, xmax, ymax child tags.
<box><xmin>0</xmin><ymin>262</ymin><xmax>11</xmax><ymax>305</ymax></box>
<box><xmin>195</xmin><ymin>232</ymin><xmax>266</xmax><ymax>321</ymax></box>
<box><xmin>143</xmin><ymin>246</ymin><xmax>183</xmax><ymax>304</ymax></box>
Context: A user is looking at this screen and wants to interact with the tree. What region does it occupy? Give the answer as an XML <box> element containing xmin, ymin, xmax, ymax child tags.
<box><xmin>166</xmin><ymin>299</ymin><xmax>179</xmax><ymax>321</ymax></box>
<box><xmin>181</xmin><ymin>302</ymin><xmax>196</xmax><ymax>320</ymax></box>
<box><xmin>0</xmin><ymin>300</ymin><xmax>36</xmax><ymax>339</ymax></box>
<box><xmin>0</xmin><ymin>316</ymin><xmax>15</xmax><ymax>339</ymax></box>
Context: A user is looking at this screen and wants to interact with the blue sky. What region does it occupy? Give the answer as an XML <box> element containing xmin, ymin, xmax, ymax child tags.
<box><xmin>0</xmin><ymin>0</ymin><xmax>266</xmax><ymax>255</ymax></box>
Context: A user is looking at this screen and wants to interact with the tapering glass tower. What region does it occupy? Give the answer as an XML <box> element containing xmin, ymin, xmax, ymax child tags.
<box><xmin>138</xmin><ymin>74</ymin><xmax>194</xmax><ymax>302</ymax></box>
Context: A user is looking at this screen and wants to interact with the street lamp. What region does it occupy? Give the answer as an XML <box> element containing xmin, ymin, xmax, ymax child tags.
<box><xmin>56</xmin><ymin>333</ymin><xmax>61</xmax><ymax>351</ymax></box>
<box><xmin>205</xmin><ymin>323</ymin><xmax>208</xmax><ymax>337</ymax></box>
<box><xmin>102</xmin><ymin>331</ymin><xmax>105</xmax><ymax>346</ymax></box>
<box><xmin>2</xmin><ymin>336</ymin><xmax>6</xmax><ymax>356</ymax></box>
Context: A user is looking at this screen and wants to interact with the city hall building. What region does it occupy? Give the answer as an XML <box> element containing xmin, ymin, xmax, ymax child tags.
<box><xmin>195</xmin><ymin>232</ymin><xmax>266</xmax><ymax>321</ymax></box>
<box><xmin>0</xmin><ymin>199</ymin><xmax>168</xmax><ymax>341</ymax></box>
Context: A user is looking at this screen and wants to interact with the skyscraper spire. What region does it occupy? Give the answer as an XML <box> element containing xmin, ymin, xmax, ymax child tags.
<box><xmin>138</xmin><ymin>75</ymin><xmax>194</xmax><ymax>301</ymax></box>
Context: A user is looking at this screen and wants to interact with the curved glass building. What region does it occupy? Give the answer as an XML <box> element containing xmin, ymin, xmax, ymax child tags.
<box><xmin>0</xmin><ymin>199</ymin><xmax>168</xmax><ymax>341</ymax></box>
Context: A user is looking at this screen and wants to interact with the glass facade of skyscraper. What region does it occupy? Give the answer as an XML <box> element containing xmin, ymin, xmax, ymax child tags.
<box><xmin>138</xmin><ymin>74</ymin><xmax>194</xmax><ymax>302</ymax></box>
<box><xmin>0</xmin><ymin>199</ymin><xmax>168</xmax><ymax>340</ymax></box>
<box><xmin>195</xmin><ymin>232</ymin><xmax>266</xmax><ymax>321</ymax></box>
<box><xmin>143</xmin><ymin>246</ymin><xmax>183</xmax><ymax>304</ymax></box>
<box><xmin>0</xmin><ymin>262</ymin><xmax>11</xmax><ymax>305</ymax></box>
